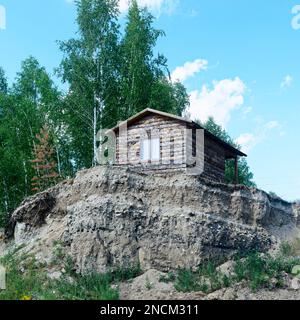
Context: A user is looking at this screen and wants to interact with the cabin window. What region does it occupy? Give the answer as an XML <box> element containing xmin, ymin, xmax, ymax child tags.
<box><xmin>140</xmin><ymin>138</ymin><xmax>160</xmax><ymax>161</ymax></box>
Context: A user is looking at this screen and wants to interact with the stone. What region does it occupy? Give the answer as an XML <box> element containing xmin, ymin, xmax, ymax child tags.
<box><xmin>0</xmin><ymin>265</ymin><xmax>6</xmax><ymax>290</ymax></box>
<box><xmin>119</xmin><ymin>269</ymin><xmax>207</xmax><ymax>300</ymax></box>
<box><xmin>291</xmin><ymin>265</ymin><xmax>300</xmax><ymax>277</ymax></box>
<box><xmin>216</xmin><ymin>261</ymin><xmax>236</xmax><ymax>277</ymax></box>
<box><xmin>48</xmin><ymin>271</ymin><xmax>62</xmax><ymax>280</ymax></box>
<box><xmin>5</xmin><ymin>166</ymin><xmax>297</xmax><ymax>275</ymax></box>
<box><xmin>205</xmin><ymin>288</ymin><xmax>237</xmax><ymax>300</ymax></box>
<box><xmin>290</xmin><ymin>278</ymin><xmax>300</xmax><ymax>290</ymax></box>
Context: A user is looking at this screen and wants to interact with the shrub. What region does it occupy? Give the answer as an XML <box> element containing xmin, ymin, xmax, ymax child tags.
<box><xmin>0</xmin><ymin>249</ymin><xmax>141</xmax><ymax>300</ymax></box>
<box><xmin>173</xmin><ymin>262</ymin><xmax>229</xmax><ymax>293</ymax></box>
<box><xmin>233</xmin><ymin>251</ymin><xmax>300</xmax><ymax>291</ymax></box>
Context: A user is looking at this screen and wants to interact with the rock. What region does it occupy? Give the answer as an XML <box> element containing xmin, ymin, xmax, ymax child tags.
<box><xmin>119</xmin><ymin>269</ymin><xmax>207</xmax><ymax>300</ymax></box>
<box><xmin>0</xmin><ymin>230</ymin><xmax>6</xmax><ymax>256</ymax></box>
<box><xmin>269</xmin><ymin>278</ymin><xmax>280</xmax><ymax>289</ymax></box>
<box><xmin>205</xmin><ymin>288</ymin><xmax>237</xmax><ymax>300</ymax></box>
<box><xmin>5</xmin><ymin>166</ymin><xmax>291</xmax><ymax>274</ymax></box>
<box><xmin>0</xmin><ymin>229</ymin><xmax>4</xmax><ymax>241</ymax></box>
<box><xmin>290</xmin><ymin>278</ymin><xmax>300</xmax><ymax>290</ymax></box>
<box><xmin>216</xmin><ymin>261</ymin><xmax>236</xmax><ymax>277</ymax></box>
<box><xmin>48</xmin><ymin>271</ymin><xmax>62</xmax><ymax>280</ymax></box>
<box><xmin>292</xmin><ymin>265</ymin><xmax>300</xmax><ymax>277</ymax></box>
<box><xmin>0</xmin><ymin>265</ymin><xmax>6</xmax><ymax>290</ymax></box>
<box><xmin>119</xmin><ymin>269</ymin><xmax>176</xmax><ymax>300</ymax></box>
<box><xmin>6</xmin><ymin>190</ymin><xmax>57</xmax><ymax>239</ymax></box>
<box><xmin>280</xmin><ymin>272</ymin><xmax>290</xmax><ymax>287</ymax></box>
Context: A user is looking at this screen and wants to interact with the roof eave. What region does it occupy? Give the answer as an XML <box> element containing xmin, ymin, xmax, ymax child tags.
<box><xmin>108</xmin><ymin>108</ymin><xmax>247</xmax><ymax>158</ymax></box>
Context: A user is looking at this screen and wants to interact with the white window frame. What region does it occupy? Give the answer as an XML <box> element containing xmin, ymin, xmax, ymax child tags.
<box><xmin>140</xmin><ymin>138</ymin><xmax>160</xmax><ymax>162</ymax></box>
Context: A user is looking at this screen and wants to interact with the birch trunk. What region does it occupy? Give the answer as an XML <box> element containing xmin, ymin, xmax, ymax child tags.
<box><xmin>2</xmin><ymin>179</ymin><xmax>9</xmax><ymax>213</ymax></box>
<box><xmin>93</xmin><ymin>100</ymin><xmax>97</xmax><ymax>166</ymax></box>
<box><xmin>56</xmin><ymin>147</ymin><xmax>62</xmax><ymax>176</ymax></box>
<box><xmin>23</xmin><ymin>160</ymin><xmax>28</xmax><ymax>197</ymax></box>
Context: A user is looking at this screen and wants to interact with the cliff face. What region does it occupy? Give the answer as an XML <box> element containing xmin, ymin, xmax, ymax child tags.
<box><xmin>4</xmin><ymin>166</ymin><xmax>300</xmax><ymax>274</ymax></box>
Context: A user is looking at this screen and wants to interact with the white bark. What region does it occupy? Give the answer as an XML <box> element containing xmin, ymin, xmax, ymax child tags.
<box><xmin>2</xmin><ymin>179</ymin><xmax>9</xmax><ymax>213</ymax></box>
<box><xmin>56</xmin><ymin>147</ymin><xmax>62</xmax><ymax>176</ymax></box>
<box><xmin>93</xmin><ymin>98</ymin><xmax>98</xmax><ymax>166</ymax></box>
<box><xmin>23</xmin><ymin>160</ymin><xmax>28</xmax><ymax>196</ymax></box>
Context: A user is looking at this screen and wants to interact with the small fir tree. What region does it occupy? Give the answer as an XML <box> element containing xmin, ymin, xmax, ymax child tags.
<box><xmin>30</xmin><ymin>126</ymin><xmax>59</xmax><ymax>193</ymax></box>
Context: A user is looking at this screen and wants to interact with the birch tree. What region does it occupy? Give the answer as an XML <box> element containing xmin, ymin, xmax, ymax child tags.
<box><xmin>120</xmin><ymin>0</ymin><xmax>189</xmax><ymax>118</ymax></box>
<box><xmin>0</xmin><ymin>59</ymin><xmax>61</xmax><ymax>226</ymax></box>
<box><xmin>58</xmin><ymin>0</ymin><xmax>121</xmax><ymax>169</ymax></box>
<box><xmin>0</xmin><ymin>67</ymin><xmax>7</xmax><ymax>94</ymax></box>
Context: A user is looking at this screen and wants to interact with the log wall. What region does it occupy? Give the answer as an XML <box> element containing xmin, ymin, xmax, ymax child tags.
<box><xmin>115</xmin><ymin>114</ymin><xmax>226</xmax><ymax>182</ymax></box>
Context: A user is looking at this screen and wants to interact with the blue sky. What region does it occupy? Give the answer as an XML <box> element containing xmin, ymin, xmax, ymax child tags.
<box><xmin>0</xmin><ymin>0</ymin><xmax>300</xmax><ymax>200</ymax></box>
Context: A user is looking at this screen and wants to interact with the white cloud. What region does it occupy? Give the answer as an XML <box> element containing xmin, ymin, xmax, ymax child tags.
<box><xmin>66</xmin><ymin>0</ymin><xmax>179</xmax><ymax>15</ymax></box>
<box><xmin>264</xmin><ymin>120</ymin><xmax>280</xmax><ymax>130</ymax></box>
<box><xmin>236</xmin><ymin>133</ymin><xmax>256</xmax><ymax>152</ymax></box>
<box><xmin>118</xmin><ymin>0</ymin><xmax>178</xmax><ymax>15</ymax></box>
<box><xmin>243</xmin><ymin>106</ymin><xmax>252</xmax><ymax>115</ymax></box>
<box><xmin>65</xmin><ymin>0</ymin><xmax>180</xmax><ymax>15</ymax></box>
<box><xmin>171</xmin><ymin>59</ymin><xmax>208</xmax><ymax>82</ymax></box>
<box><xmin>236</xmin><ymin>121</ymin><xmax>281</xmax><ymax>153</ymax></box>
<box><xmin>0</xmin><ymin>5</ymin><xmax>6</xmax><ymax>30</ymax></box>
<box><xmin>187</xmin><ymin>77</ymin><xmax>246</xmax><ymax>128</ymax></box>
<box><xmin>280</xmin><ymin>75</ymin><xmax>293</xmax><ymax>89</ymax></box>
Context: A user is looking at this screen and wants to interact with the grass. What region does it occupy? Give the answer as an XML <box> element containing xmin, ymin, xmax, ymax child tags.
<box><xmin>279</xmin><ymin>239</ymin><xmax>300</xmax><ymax>257</ymax></box>
<box><xmin>0</xmin><ymin>246</ymin><xmax>142</xmax><ymax>300</ymax></box>
<box><xmin>172</xmin><ymin>262</ymin><xmax>231</xmax><ymax>293</ymax></box>
<box><xmin>162</xmin><ymin>247</ymin><xmax>300</xmax><ymax>294</ymax></box>
<box><xmin>2</xmin><ymin>241</ymin><xmax>300</xmax><ymax>299</ymax></box>
<box><xmin>233</xmin><ymin>252</ymin><xmax>298</xmax><ymax>291</ymax></box>
<box><xmin>159</xmin><ymin>271</ymin><xmax>176</xmax><ymax>283</ymax></box>
<box><xmin>145</xmin><ymin>276</ymin><xmax>153</xmax><ymax>290</ymax></box>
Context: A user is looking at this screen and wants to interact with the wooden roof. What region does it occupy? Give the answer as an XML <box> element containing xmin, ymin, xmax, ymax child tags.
<box><xmin>110</xmin><ymin>108</ymin><xmax>247</xmax><ymax>158</ymax></box>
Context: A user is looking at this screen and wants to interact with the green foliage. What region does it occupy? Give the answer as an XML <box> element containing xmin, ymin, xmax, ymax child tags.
<box><xmin>120</xmin><ymin>0</ymin><xmax>163</xmax><ymax>118</ymax></box>
<box><xmin>58</xmin><ymin>0</ymin><xmax>120</xmax><ymax>169</ymax></box>
<box><xmin>160</xmin><ymin>249</ymin><xmax>300</xmax><ymax>294</ymax></box>
<box><xmin>279</xmin><ymin>239</ymin><xmax>300</xmax><ymax>257</ymax></box>
<box><xmin>225</xmin><ymin>158</ymin><xmax>256</xmax><ymax>187</ymax></box>
<box><xmin>0</xmin><ymin>0</ymin><xmax>190</xmax><ymax>226</ymax></box>
<box><xmin>109</xmin><ymin>264</ymin><xmax>142</xmax><ymax>283</ymax></box>
<box><xmin>269</xmin><ymin>191</ymin><xmax>279</xmax><ymax>198</ymax></box>
<box><xmin>58</xmin><ymin>0</ymin><xmax>189</xmax><ymax>168</ymax></box>
<box><xmin>149</xmin><ymin>79</ymin><xmax>189</xmax><ymax>116</ymax></box>
<box><xmin>0</xmin><ymin>248</ymin><xmax>141</xmax><ymax>300</ymax></box>
<box><xmin>174</xmin><ymin>268</ymin><xmax>209</xmax><ymax>293</ymax></box>
<box><xmin>44</xmin><ymin>272</ymin><xmax>119</xmax><ymax>300</ymax></box>
<box><xmin>233</xmin><ymin>252</ymin><xmax>299</xmax><ymax>291</ymax></box>
<box><xmin>145</xmin><ymin>276</ymin><xmax>154</xmax><ymax>290</ymax></box>
<box><xmin>58</xmin><ymin>0</ymin><xmax>121</xmax><ymax>168</ymax></box>
<box><xmin>0</xmin><ymin>67</ymin><xmax>8</xmax><ymax>94</ymax></box>
<box><xmin>0</xmin><ymin>255</ymin><xmax>46</xmax><ymax>300</ymax></box>
<box><xmin>159</xmin><ymin>271</ymin><xmax>176</xmax><ymax>283</ymax></box>
<box><xmin>0</xmin><ymin>59</ymin><xmax>63</xmax><ymax>227</ymax></box>
<box><xmin>119</xmin><ymin>0</ymin><xmax>189</xmax><ymax>119</ymax></box>
<box><xmin>173</xmin><ymin>262</ymin><xmax>229</xmax><ymax>293</ymax></box>
<box><xmin>200</xmin><ymin>117</ymin><xmax>256</xmax><ymax>187</ymax></box>
<box><xmin>291</xmin><ymin>265</ymin><xmax>300</xmax><ymax>277</ymax></box>
<box><xmin>279</xmin><ymin>241</ymin><xmax>294</xmax><ymax>257</ymax></box>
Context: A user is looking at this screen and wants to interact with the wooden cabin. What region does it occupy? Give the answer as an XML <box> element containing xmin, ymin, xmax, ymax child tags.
<box><xmin>108</xmin><ymin>108</ymin><xmax>246</xmax><ymax>183</ymax></box>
